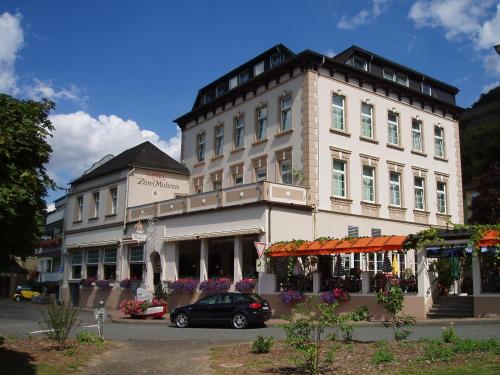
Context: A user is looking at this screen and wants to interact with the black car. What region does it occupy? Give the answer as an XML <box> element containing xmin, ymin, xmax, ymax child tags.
<box><xmin>170</xmin><ymin>292</ymin><xmax>271</xmax><ymax>329</ymax></box>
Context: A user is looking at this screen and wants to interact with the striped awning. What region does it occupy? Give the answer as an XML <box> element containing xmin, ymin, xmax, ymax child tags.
<box><xmin>267</xmin><ymin>235</ymin><xmax>407</xmax><ymax>257</ymax></box>
<box><xmin>163</xmin><ymin>227</ymin><xmax>263</xmax><ymax>242</ymax></box>
<box><xmin>66</xmin><ymin>240</ymin><xmax>120</xmax><ymax>249</ymax></box>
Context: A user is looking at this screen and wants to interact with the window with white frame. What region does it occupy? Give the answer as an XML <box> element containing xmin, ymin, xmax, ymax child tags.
<box><xmin>361</xmin><ymin>102</ymin><xmax>373</xmax><ymax>138</ymax></box>
<box><xmin>231</xmin><ymin>164</ymin><xmax>244</xmax><ymax>186</ymax></box>
<box><xmin>387</xmin><ymin>112</ymin><xmax>399</xmax><ymax>145</ymax></box>
<box><xmin>383</xmin><ymin>67</ymin><xmax>395</xmax><ymax>81</ymax></box>
<box><xmin>422</xmin><ymin>82</ymin><xmax>433</xmax><ymax>96</ymax></box>
<box><xmin>212</xmin><ymin>180</ymin><xmax>222</xmax><ymax>190</ymax></box>
<box><xmin>103</xmin><ymin>248</ymin><xmax>117</xmax><ymax>280</ymax></box>
<box><xmin>412</xmin><ymin>120</ymin><xmax>423</xmax><ymax>151</ymax></box>
<box><xmin>86</xmin><ymin>249</ymin><xmax>99</xmax><ymax>278</ymax></box>
<box><xmin>332</xmin><ymin>159</ymin><xmax>346</xmax><ymax>198</ymax></box>
<box><xmin>434</xmin><ymin>126</ymin><xmax>445</xmax><ymax>158</ymax></box>
<box><xmin>279</xmin><ymin>159</ymin><xmax>292</xmax><ymax>185</ymax></box>
<box><xmin>76</xmin><ymin>197</ymin><xmax>83</xmax><ymax>221</ymax></box>
<box><xmin>389</xmin><ymin>172</ymin><xmax>401</xmax><ymax>207</ymax></box>
<box><xmin>280</xmin><ymin>94</ymin><xmax>292</xmax><ymax>132</ymax></box>
<box><xmin>352</xmin><ymin>56</ymin><xmax>367</xmax><ymax>70</ymax></box>
<box><xmin>196</xmin><ymin>132</ymin><xmax>206</xmax><ymax>162</ymax></box>
<box><xmin>436</xmin><ymin>181</ymin><xmax>447</xmax><ymax>214</ymax></box>
<box><xmin>396</xmin><ymin>73</ymin><xmax>408</xmax><ymax>86</ymax></box>
<box><xmin>414</xmin><ymin>177</ymin><xmax>425</xmax><ymax>210</ymax></box>
<box><xmin>254</xmin><ymin>61</ymin><xmax>264</xmax><ymax>76</ymax></box>
<box><xmin>110</xmin><ymin>188</ymin><xmax>117</xmax><ymax>215</ymax></box>
<box><xmin>229</xmin><ymin>76</ymin><xmax>238</xmax><ymax>90</ymax></box>
<box><xmin>233</xmin><ymin>174</ymin><xmax>243</xmax><ymax>186</ymax></box>
<box><xmin>255</xmin><ymin>167</ymin><xmax>267</xmax><ymax>181</ymax></box>
<box><xmin>92</xmin><ymin>192</ymin><xmax>100</xmax><ymax>218</ymax></box>
<box><xmin>353</xmin><ymin>253</ymin><xmax>361</xmax><ymax>270</ymax></box>
<box><xmin>331</xmin><ymin>94</ymin><xmax>345</xmax><ymax>131</ymax></box>
<box><xmin>193</xmin><ymin>177</ymin><xmax>204</xmax><ymax>194</ymax></box>
<box><xmin>234</xmin><ymin>116</ymin><xmax>245</xmax><ymax>149</ymax></box>
<box><xmin>71</xmin><ymin>252</ymin><xmax>82</xmax><ymax>279</ymax></box>
<box><xmin>256</xmin><ymin>106</ymin><xmax>267</xmax><ymax>141</ymax></box>
<box><xmin>362</xmin><ymin>166</ymin><xmax>375</xmax><ymax>202</ymax></box>
<box><xmin>214</xmin><ymin>125</ymin><xmax>224</xmax><ymax>157</ymax></box>
<box><xmin>129</xmin><ymin>246</ymin><xmax>144</xmax><ymax>280</ymax></box>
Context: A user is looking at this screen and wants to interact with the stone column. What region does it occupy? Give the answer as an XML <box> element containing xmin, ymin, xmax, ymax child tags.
<box><xmin>312</xmin><ymin>272</ymin><xmax>321</xmax><ymax>293</ymax></box>
<box><xmin>81</xmin><ymin>249</ymin><xmax>87</xmax><ymax>279</ymax></box>
<box><xmin>200</xmin><ymin>239</ymin><xmax>209</xmax><ymax>282</ymax></box>
<box><xmin>165</xmin><ymin>242</ymin><xmax>179</xmax><ymax>281</ymax></box>
<box><xmin>361</xmin><ymin>271</ymin><xmax>371</xmax><ymax>294</ymax></box>
<box><xmin>233</xmin><ymin>236</ymin><xmax>243</xmax><ymax>283</ymax></box>
<box><xmin>98</xmin><ymin>249</ymin><xmax>104</xmax><ymax>280</ymax></box>
<box><xmin>120</xmin><ymin>245</ymin><xmax>129</xmax><ymax>280</ymax></box>
<box><xmin>472</xmin><ymin>252</ymin><xmax>481</xmax><ymax>295</ymax></box>
<box><xmin>416</xmin><ymin>248</ymin><xmax>429</xmax><ymax>298</ymax></box>
<box><xmin>145</xmin><ymin>250</ymin><xmax>154</xmax><ymax>290</ymax></box>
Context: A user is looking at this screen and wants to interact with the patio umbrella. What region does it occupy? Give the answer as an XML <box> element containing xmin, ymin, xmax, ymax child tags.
<box><xmin>392</xmin><ymin>254</ymin><xmax>399</xmax><ymax>277</ymax></box>
<box><xmin>333</xmin><ymin>254</ymin><xmax>344</xmax><ymax>277</ymax></box>
<box><xmin>450</xmin><ymin>255</ymin><xmax>461</xmax><ymax>281</ymax></box>
<box><xmin>382</xmin><ymin>252</ymin><xmax>393</xmax><ymax>273</ymax></box>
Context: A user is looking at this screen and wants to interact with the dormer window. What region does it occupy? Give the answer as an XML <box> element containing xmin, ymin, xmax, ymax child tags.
<box><xmin>270</xmin><ymin>52</ymin><xmax>283</xmax><ymax>68</ymax></box>
<box><xmin>396</xmin><ymin>73</ymin><xmax>408</xmax><ymax>86</ymax></box>
<box><xmin>239</xmin><ymin>69</ymin><xmax>250</xmax><ymax>84</ymax></box>
<box><xmin>352</xmin><ymin>56</ymin><xmax>367</xmax><ymax>71</ymax></box>
<box><xmin>422</xmin><ymin>82</ymin><xmax>434</xmax><ymax>96</ymax></box>
<box><xmin>254</xmin><ymin>61</ymin><xmax>264</xmax><ymax>76</ymax></box>
<box><xmin>229</xmin><ymin>76</ymin><xmax>238</xmax><ymax>90</ymax></box>
<box><xmin>383</xmin><ymin>67</ymin><xmax>395</xmax><ymax>81</ymax></box>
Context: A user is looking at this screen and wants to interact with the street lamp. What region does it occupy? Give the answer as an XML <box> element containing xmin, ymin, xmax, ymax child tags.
<box><xmin>495</xmin><ymin>45</ymin><xmax>500</xmax><ymax>55</ymax></box>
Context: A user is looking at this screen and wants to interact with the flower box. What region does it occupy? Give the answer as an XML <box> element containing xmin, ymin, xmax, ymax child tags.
<box><xmin>170</xmin><ymin>278</ymin><xmax>199</xmax><ymax>293</ymax></box>
<box><xmin>120</xmin><ymin>298</ymin><xmax>168</xmax><ymax>319</ymax></box>
<box><xmin>279</xmin><ymin>289</ymin><xmax>304</xmax><ymax>304</ymax></box>
<box><xmin>199</xmin><ymin>278</ymin><xmax>231</xmax><ymax>293</ymax></box>
<box><xmin>234</xmin><ymin>278</ymin><xmax>256</xmax><ymax>293</ymax></box>
<box><xmin>130</xmin><ymin>304</ymin><xmax>167</xmax><ymax>319</ymax></box>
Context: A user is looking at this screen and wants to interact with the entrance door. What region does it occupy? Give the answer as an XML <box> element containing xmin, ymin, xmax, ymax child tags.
<box><xmin>69</xmin><ymin>283</ymin><xmax>79</xmax><ymax>307</ymax></box>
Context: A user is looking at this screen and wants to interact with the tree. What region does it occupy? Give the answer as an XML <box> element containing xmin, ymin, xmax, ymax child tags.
<box><xmin>0</xmin><ymin>94</ymin><xmax>55</xmax><ymax>264</ymax></box>
<box><xmin>469</xmin><ymin>162</ymin><xmax>500</xmax><ymax>224</ymax></box>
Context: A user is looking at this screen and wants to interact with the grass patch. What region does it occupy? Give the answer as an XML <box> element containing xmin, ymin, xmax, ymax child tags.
<box><xmin>372</xmin><ymin>341</ymin><xmax>395</xmax><ymax>364</ymax></box>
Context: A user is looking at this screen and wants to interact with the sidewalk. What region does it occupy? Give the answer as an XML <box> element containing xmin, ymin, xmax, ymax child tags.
<box><xmin>79</xmin><ymin>307</ymin><xmax>500</xmax><ymax>326</ymax></box>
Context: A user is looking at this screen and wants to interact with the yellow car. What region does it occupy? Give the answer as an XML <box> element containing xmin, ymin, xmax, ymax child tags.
<box><xmin>13</xmin><ymin>285</ymin><xmax>41</xmax><ymax>302</ymax></box>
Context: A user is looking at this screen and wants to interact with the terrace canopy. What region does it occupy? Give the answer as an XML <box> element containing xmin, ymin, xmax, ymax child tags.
<box><xmin>266</xmin><ymin>235</ymin><xmax>407</xmax><ymax>257</ymax></box>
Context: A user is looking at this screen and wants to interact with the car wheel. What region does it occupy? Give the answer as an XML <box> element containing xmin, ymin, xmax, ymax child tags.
<box><xmin>14</xmin><ymin>295</ymin><xmax>21</xmax><ymax>302</ymax></box>
<box><xmin>232</xmin><ymin>313</ymin><xmax>248</xmax><ymax>329</ymax></box>
<box><xmin>175</xmin><ymin>313</ymin><xmax>189</xmax><ymax>328</ymax></box>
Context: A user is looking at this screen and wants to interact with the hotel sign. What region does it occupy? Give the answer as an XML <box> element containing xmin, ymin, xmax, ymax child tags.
<box><xmin>136</xmin><ymin>171</ymin><xmax>181</xmax><ymax>190</ymax></box>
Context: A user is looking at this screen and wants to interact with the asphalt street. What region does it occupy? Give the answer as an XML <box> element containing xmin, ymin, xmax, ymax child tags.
<box><xmin>1</xmin><ymin>299</ymin><xmax>500</xmax><ymax>342</ymax></box>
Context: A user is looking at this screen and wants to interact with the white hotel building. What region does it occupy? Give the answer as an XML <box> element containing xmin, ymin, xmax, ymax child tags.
<box><xmin>61</xmin><ymin>44</ymin><xmax>465</xmax><ymax>318</ymax></box>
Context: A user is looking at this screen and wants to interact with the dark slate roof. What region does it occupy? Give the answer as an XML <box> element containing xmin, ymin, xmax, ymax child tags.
<box><xmin>71</xmin><ymin>141</ymin><xmax>189</xmax><ymax>184</ymax></box>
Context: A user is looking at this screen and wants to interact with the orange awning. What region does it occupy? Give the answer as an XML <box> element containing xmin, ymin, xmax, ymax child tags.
<box><xmin>267</xmin><ymin>235</ymin><xmax>407</xmax><ymax>257</ymax></box>
<box><xmin>479</xmin><ymin>230</ymin><xmax>499</xmax><ymax>247</ymax></box>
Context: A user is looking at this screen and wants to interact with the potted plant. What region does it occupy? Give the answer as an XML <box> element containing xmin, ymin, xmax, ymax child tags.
<box><xmin>170</xmin><ymin>278</ymin><xmax>199</xmax><ymax>293</ymax></box>
<box><xmin>234</xmin><ymin>278</ymin><xmax>256</xmax><ymax>293</ymax></box>
<box><xmin>120</xmin><ymin>298</ymin><xmax>168</xmax><ymax>319</ymax></box>
<box><xmin>96</xmin><ymin>279</ymin><xmax>112</xmax><ymax>289</ymax></box>
<box><xmin>321</xmin><ymin>288</ymin><xmax>349</xmax><ymax>305</ymax></box>
<box><xmin>199</xmin><ymin>278</ymin><xmax>231</xmax><ymax>293</ymax></box>
<box><xmin>80</xmin><ymin>277</ymin><xmax>96</xmax><ymax>288</ymax></box>
<box><xmin>279</xmin><ymin>289</ymin><xmax>304</xmax><ymax>304</ymax></box>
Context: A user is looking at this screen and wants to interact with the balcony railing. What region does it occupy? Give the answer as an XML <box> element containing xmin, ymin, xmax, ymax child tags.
<box><xmin>127</xmin><ymin>181</ymin><xmax>310</xmax><ymax>221</ymax></box>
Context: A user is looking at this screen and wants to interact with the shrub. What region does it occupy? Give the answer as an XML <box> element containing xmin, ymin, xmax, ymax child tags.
<box><xmin>154</xmin><ymin>284</ymin><xmax>169</xmax><ymax>300</ymax></box>
<box><xmin>199</xmin><ymin>278</ymin><xmax>231</xmax><ymax>293</ymax></box>
<box><xmin>119</xmin><ymin>278</ymin><xmax>131</xmax><ymax>289</ymax></box>
<box><xmin>453</xmin><ymin>338</ymin><xmax>500</xmax><ymax>354</ymax></box>
<box><xmin>235</xmin><ymin>278</ymin><xmax>256</xmax><ymax>293</ymax></box>
<box><xmin>336</xmin><ymin>306</ymin><xmax>370</xmax><ymax>342</ymax></box>
<box><xmin>376</xmin><ymin>285</ymin><xmax>415</xmax><ymax>341</ymax></box>
<box><xmin>279</xmin><ymin>298</ymin><xmax>340</xmax><ymax>374</ymax></box>
<box><xmin>170</xmin><ymin>278</ymin><xmax>199</xmax><ymax>293</ymax></box>
<box><xmin>442</xmin><ymin>325</ymin><xmax>459</xmax><ymax>344</ymax></box>
<box><xmin>279</xmin><ymin>289</ymin><xmax>304</xmax><ymax>304</ymax></box>
<box><xmin>96</xmin><ymin>279</ymin><xmax>111</xmax><ymax>289</ymax></box>
<box><xmin>372</xmin><ymin>341</ymin><xmax>394</xmax><ymax>364</ymax></box>
<box><xmin>38</xmin><ymin>303</ymin><xmax>80</xmax><ymax>350</ymax></box>
<box><xmin>76</xmin><ymin>332</ymin><xmax>103</xmax><ymax>344</ymax></box>
<box><xmin>251</xmin><ymin>335</ymin><xmax>274</xmax><ymax>354</ymax></box>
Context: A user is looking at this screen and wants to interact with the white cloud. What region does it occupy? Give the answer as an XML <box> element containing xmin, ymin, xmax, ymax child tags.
<box><xmin>0</xmin><ymin>12</ymin><xmax>23</xmax><ymax>93</ymax></box>
<box><xmin>409</xmin><ymin>1</ymin><xmax>500</xmax><ymax>77</ymax></box>
<box><xmin>26</xmin><ymin>79</ymin><xmax>87</xmax><ymax>106</ymax></box>
<box><xmin>481</xmin><ymin>81</ymin><xmax>500</xmax><ymax>94</ymax></box>
<box><xmin>0</xmin><ymin>11</ymin><xmax>85</xmax><ymax>103</ymax></box>
<box><xmin>337</xmin><ymin>0</ymin><xmax>392</xmax><ymax>29</ymax></box>
<box><xmin>47</xmin><ymin>111</ymin><xmax>181</xmax><ymax>185</ymax></box>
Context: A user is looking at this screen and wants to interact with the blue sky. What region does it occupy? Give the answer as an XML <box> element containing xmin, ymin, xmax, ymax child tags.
<box><xmin>0</xmin><ymin>0</ymin><xmax>499</xmax><ymax>204</ymax></box>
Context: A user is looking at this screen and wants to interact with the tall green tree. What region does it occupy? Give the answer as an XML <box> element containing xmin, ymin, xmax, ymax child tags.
<box><xmin>0</xmin><ymin>94</ymin><xmax>55</xmax><ymax>265</ymax></box>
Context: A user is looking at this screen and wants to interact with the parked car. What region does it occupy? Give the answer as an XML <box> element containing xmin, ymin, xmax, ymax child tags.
<box><xmin>170</xmin><ymin>292</ymin><xmax>271</xmax><ymax>329</ymax></box>
<box><xmin>13</xmin><ymin>285</ymin><xmax>41</xmax><ymax>302</ymax></box>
